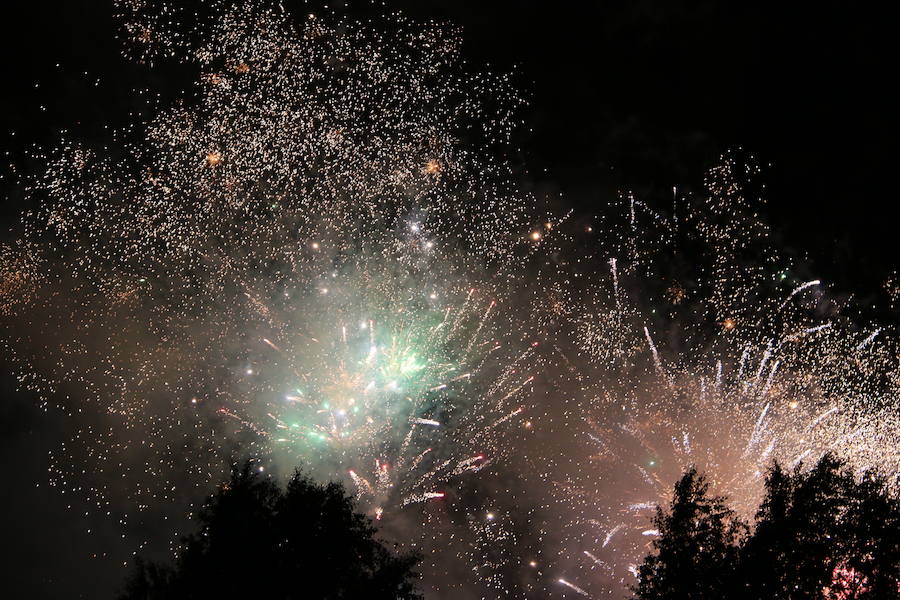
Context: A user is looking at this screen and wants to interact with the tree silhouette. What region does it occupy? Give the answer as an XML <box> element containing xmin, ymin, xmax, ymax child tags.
<box><xmin>634</xmin><ymin>455</ymin><xmax>900</xmax><ymax>600</ymax></box>
<box><xmin>118</xmin><ymin>462</ymin><xmax>422</xmax><ymax>600</ymax></box>
<box><xmin>633</xmin><ymin>467</ymin><xmax>745</xmax><ymax>600</ymax></box>
<box><xmin>736</xmin><ymin>462</ymin><xmax>793</xmax><ymax>598</ymax></box>
<box><xmin>741</xmin><ymin>455</ymin><xmax>900</xmax><ymax>600</ymax></box>
<box><xmin>839</xmin><ymin>469</ymin><xmax>900</xmax><ymax>598</ymax></box>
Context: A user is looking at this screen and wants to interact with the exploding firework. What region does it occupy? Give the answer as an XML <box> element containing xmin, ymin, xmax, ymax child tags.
<box><xmin>228</xmin><ymin>273</ymin><xmax>543</xmax><ymax>518</ymax></box>
<box><xmin>1</xmin><ymin>2</ymin><xmax>897</xmax><ymax>599</ymax></box>
<box><xmin>1</xmin><ymin>2</ymin><xmax>559</xmax><ymax>594</ymax></box>
<box><xmin>535</xmin><ymin>158</ymin><xmax>900</xmax><ymax>596</ymax></box>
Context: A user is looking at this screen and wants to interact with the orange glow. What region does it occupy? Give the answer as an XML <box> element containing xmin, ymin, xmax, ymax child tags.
<box><xmin>423</xmin><ymin>159</ymin><xmax>442</xmax><ymax>175</ymax></box>
<box><xmin>205</xmin><ymin>151</ymin><xmax>223</xmax><ymax>167</ymax></box>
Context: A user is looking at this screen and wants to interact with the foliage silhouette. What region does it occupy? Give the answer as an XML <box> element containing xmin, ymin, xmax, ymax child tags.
<box><xmin>740</xmin><ymin>455</ymin><xmax>900</xmax><ymax>600</ymax></box>
<box><xmin>118</xmin><ymin>462</ymin><xmax>422</xmax><ymax>600</ymax></box>
<box><xmin>634</xmin><ymin>454</ymin><xmax>900</xmax><ymax>600</ymax></box>
<box><xmin>633</xmin><ymin>467</ymin><xmax>745</xmax><ymax>600</ymax></box>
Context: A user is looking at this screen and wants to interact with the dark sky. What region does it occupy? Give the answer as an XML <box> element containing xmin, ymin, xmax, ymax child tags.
<box><xmin>1</xmin><ymin>1</ymin><xmax>895</xmax><ymax>598</ymax></box>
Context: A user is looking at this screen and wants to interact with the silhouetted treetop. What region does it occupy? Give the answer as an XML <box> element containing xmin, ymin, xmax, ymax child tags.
<box><xmin>634</xmin><ymin>467</ymin><xmax>745</xmax><ymax>600</ymax></box>
<box><xmin>119</xmin><ymin>462</ymin><xmax>422</xmax><ymax>600</ymax></box>
<box><xmin>634</xmin><ymin>454</ymin><xmax>900</xmax><ymax>600</ymax></box>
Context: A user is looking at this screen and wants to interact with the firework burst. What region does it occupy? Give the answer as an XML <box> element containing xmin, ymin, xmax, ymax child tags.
<box><xmin>1</xmin><ymin>3</ymin><xmax>897</xmax><ymax>598</ymax></box>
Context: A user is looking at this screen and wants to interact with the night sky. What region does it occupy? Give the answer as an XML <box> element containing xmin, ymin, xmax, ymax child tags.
<box><xmin>1</xmin><ymin>2</ymin><xmax>896</xmax><ymax>598</ymax></box>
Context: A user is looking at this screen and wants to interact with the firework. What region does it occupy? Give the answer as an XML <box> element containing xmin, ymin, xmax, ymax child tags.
<box><xmin>2</xmin><ymin>2</ymin><xmax>555</xmax><ymax>594</ymax></box>
<box><xmin>1</xmin><ymin>2</ymin><xmax>897</xmax><ymax>598</ymax></box>
<box><xmin>538</xmin><ymin>158</ymin><xmax>900</xmax><ymax>596</ymax></box>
